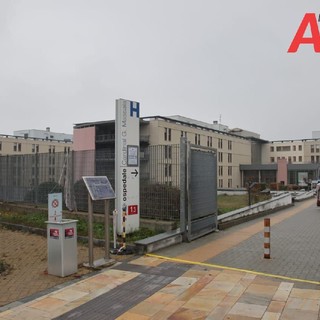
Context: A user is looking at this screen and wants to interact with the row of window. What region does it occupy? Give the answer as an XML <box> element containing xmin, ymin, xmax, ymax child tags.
<box><xmin>310</xmin><ymin>145</ymin><xmax>320</xmax><ymax>153</ymax></box>
<box><xmin>218</xmin><ymin>179</ymin><xmax>233</xmax><ymax>188</ymax></box>
<box><xmin>165</xmin><ymin>128</ymin><xmax>233</xmax><ymax>150</ymax></box>
<box><xmin>218</xmin><ymin>166</ymin><xmax>233</xmax><ymax>176</ymax></box>
<box><xmin>8</xmin><ymin>143</ymin><xmax>70</xmax><ymax>154</ymax></box>
<box><xmin>270</xmin><ymin>156</ymin><xmax>303</xmax><ymax>163</ymax></box>
<box><xmin>218</xmin><ymin>152</ymin><xmax>232</xmax><ymax>163</ymax></box>
<box><xmin>270</xmin><ymin>145</ymin><xmax>303</xmax><ymax>152</ymax></box>
<box><xmin>271</xmin><ymin>155</ymin><xmax>320</xmax><ymax>163</ymax></box>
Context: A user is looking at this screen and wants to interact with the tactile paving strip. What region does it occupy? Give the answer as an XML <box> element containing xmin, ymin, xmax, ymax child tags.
<box><xmin>54</xmin><ymin>262</ymin><xmax>190</xmax><ymax>320</ymax></box>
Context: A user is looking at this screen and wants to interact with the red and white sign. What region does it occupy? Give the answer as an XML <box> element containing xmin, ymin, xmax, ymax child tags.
<box><xmin>128</xmin><ymin>205</ymin><xmax>138</xmax><ymax>215</ymax></box>
<box><xmin>50</xmin><ymin>228</ymin><xmax>59</xmax><ymax>239</ymax></box>
<box><xmin>48</xmin><ymin>193</ymin><xmax>62</xmax><ymax>222</ymax></box>
<box><xmin>65</xmin><ymin>227</ymin><xmax>75</xmax><ymax>238</ymax></box>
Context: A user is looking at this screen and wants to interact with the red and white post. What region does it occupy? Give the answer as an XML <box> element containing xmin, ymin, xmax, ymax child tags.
<box><xmin>264</xmin><ymin>218</ymin><xmax>271</xmax><ymax>259</ymax></box>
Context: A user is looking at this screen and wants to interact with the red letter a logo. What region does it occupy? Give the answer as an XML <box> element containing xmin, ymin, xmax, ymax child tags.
<box><xmin>288</xmin><ymin>13</ymin><xmax>320</xmax><ymax>53</ymax></box>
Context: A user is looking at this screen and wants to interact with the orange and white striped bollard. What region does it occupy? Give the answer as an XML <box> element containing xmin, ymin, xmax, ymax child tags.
<box><xmin>264</xmin><ymin>218</ymin><xmax>271</xmax><ymax>259</ymax></box>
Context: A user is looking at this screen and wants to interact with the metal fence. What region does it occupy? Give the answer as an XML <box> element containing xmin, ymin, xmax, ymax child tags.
<box><xmin>0</xmin><ymin>145</ymin><xmax>180</xmax><ymax>221</ymax></box>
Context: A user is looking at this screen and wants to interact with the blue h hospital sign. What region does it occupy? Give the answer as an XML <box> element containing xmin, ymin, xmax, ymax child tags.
<box><xmin>130</xmin><ymin>101</ymin><xmax>140</xmax><ymax>118</ymax></box>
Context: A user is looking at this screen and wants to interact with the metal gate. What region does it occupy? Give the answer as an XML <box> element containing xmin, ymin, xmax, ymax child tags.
<box><xmin>180</xmin><ymin>137</ymin><xmax>218</xmax><ymax>241</ymax></box>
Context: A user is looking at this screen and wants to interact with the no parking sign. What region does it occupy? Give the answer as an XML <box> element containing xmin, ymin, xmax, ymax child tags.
<box><xmin>48</xmin><ymin>193</ymin><xmax>63</xmax><ymax>222</ymax></box>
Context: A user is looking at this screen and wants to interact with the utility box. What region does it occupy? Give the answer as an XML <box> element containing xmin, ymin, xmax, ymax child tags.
<box><xmin>46</xmin><ymin>219</ymin><xmax>78</xmax><ymax>277</ymax></box>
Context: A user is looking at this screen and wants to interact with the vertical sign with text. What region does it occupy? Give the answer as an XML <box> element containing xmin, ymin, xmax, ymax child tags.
<box><xmin>115</xmin><ymin>99</ymin><xmax>140</xmax><ymax>234</ymax></box>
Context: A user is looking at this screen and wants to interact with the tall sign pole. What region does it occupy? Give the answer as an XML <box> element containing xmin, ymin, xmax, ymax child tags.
<box><xmin>115</xmin><ymin>99</ymin><xmax>140</xmax><ymax>234</ymax></box>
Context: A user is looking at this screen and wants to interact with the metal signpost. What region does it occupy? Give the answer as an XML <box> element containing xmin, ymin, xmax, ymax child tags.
<box><xmin>46</xmin><ymin>193</ymin><xmax>78</xmax><ymax>277</ymax></box>
<box><xmin>83</xmin><ymin>176</ymin><xmax>116</xmax><ymax>268</ymax></box>
<box><xmin>115</xmin><ymin>98</ymin><xmax>140</xmax><ymax>235</ymax></box>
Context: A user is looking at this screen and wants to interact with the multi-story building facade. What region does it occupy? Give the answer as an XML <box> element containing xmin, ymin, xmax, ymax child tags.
<box><xmin>73</xmin><ymin>114</ymin><xmax>320</xmax><ymax>189</ymax></box>
<box><xmin>0</xmin><ymin>129</ymin><xmax>73</xmax><ymax>202</ymax></box>
<box><xmin>1</xmin><ymin>116</ymin><xmax>319</xmax><ymax>197</ymax></box>
<box><xmin>241</xmin><ymin>139</ymin><xmax>320</xmax><ymax>187</ymax></box>
<box><xmin>73</xmin><ymin>115</ymin><xmax>254</xmax><ymax>189</ymax></box>
<box><xmin>0</xmin><ymin>129</ymin><xmax>73</xmax><ymax>156</ymax></box>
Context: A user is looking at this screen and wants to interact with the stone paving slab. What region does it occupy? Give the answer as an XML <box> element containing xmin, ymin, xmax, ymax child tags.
<box><xmin>208</xmin><ymin>199</ymin><xmax>320</xmax><ymax>283</ymax></box>
<box><xmin>2</xmin><ymin>199</ymin><xmax>320</xmax><ymax>319</ymax></box>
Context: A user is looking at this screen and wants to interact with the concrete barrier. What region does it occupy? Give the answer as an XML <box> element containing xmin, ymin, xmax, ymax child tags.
<box><xmin>218</xmin><ymin>192</ymin><xmax>293</xmax><ymax>227</ymax></box>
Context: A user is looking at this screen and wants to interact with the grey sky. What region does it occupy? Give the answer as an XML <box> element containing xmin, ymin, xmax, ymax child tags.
<box><xmin>0</xmin><ymin>1</ymin><xmax>319</xmax><ymax>140</ymax></box>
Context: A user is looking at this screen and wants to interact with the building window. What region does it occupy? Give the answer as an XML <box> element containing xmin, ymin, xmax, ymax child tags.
<box><xmin>164</xmin><ymin>145</ymin><xmax>172</xmax><ymax>159</ymax></box>
<box><xmin>180</xmin><ymin>131</ymin><xmax>187</xmax><ymax>138</ymax></box>
<box><xmin>13</xmin><ymin>143</ymin><xmax>21</xmax><ymax>152</ymax></box>
<box><xmin>207</xmin><ymin>136</ymin><xmax>212</xmax><ymax>147</ymax></box>
<box><xmin>228</xmin><ymin>153</ymin><xmax>232</xmax><ymax>163</ymax></box>
<box><xmin>270</xmin><ymin>157</ymin><xmax>275</xmax><ymax>163</ymax></box>
<box><xmin>228</xmin><ymin>166</ymin><xmax>232</xmax><ymax>176</ymax></box>
<box><xmin>317</xmin><ymin>145</ymin><xmax>320</xmax><ymax>153</ymax></box>
<box><xmin>0</xmin><ymin>142</ymin><xmax>2</xmax><ymax>151</ymax></box>
<box><xmin>218</xmin><ymin>179</ymin><xmax>223</xmax><ymax>188</ymax></box>
<box><xmin>317</xmin><ymin>156</ymin><xmax>320</xmax><ymax>163</ymax></box>
<box><xmin>165</xmin><ymin>164</ymin><xmax>172</xmax><ymax>177</ymax></box>
<box><xmin>218</xmin><ymin>166</ymin><xmax>223</xmax><ymax>176</ymax></box>
<box><xmin>299</xmin><ymin>156</ymin><xmax>302</xmax><ymax>162</ymax></box>
<box><xmin>288</xmin><ymin>156</ymin><xmax>292</xmax><ymax>163</ymax></box>
<box><xmin>311</xmin><ymin>145</ymin><xmax>315</xmax><ymax>153</ymax></box>
<box><xmin>218</xmin><ymin>138</ymin><xmax>223</xmax><ymax>149</ymax></box>
<box><xmin>299</xmin><ymin>145</ymin><xmax>302</xmax><ymax>151</ymax></box>
<box><xmin>270</xmin><ymin>146</ymin><xmax>274</xmax><ymax>152</ymax></box>
<box><xmin>228</xmin><ymin>179</ymin><xmax>232</xmax><ymax>188</ymax></box>
<box><xmin>195</xmin><ymin>134</ymin><xmax>200</xmax><ymax>145</ymax></box>
<box><xmin>293</xmin><ymin>156</ymin><xmax>296</xmax><ymax>162</ymax></box>
<box><xmin>228</xmin><ymin>140</ymin><xmax>232</xmax><ymax>150</ymax></box>
<box><xmin>293</xmin><ymin>145</ymin><xmax>296</xmax><ymax>151</ymax></box>
<box><xmin>164</xmin><ymin>128</ymin><xmax>171</xmax><ymax>141</ymax></box>
<box><xmin>311</xmin><ymin>156</ymin><xmax>315</xmax><ymax>163</ymax></box>
<box><xmin>218</xmin><ymin>152</ymin><xmax>223</xmax><ymax>162</ymax></box>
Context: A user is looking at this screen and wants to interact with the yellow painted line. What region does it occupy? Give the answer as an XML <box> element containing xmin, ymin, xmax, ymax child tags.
<box><xmin>146</xmin><ymin>253</ymin><xmax>320</xmax><ymax>286</ymax></box>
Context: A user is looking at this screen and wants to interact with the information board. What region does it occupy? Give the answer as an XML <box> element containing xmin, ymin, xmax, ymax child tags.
<box><xmin>83</xmin><ymin>176</ymin><xmax>115</xmax><ymax>201</ymax></box>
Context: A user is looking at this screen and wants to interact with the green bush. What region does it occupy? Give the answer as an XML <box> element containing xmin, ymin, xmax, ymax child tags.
<box><xmin>140</xmin><ymin>183</ymin><xmax>180</xmax><ymax>220</ymax></box>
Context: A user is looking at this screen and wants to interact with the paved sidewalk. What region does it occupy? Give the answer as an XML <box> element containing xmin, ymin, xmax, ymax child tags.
<box><xmin>1</xmin><ymin>198</ymin><xmax>320</xmax><ymax>319</ymax></box>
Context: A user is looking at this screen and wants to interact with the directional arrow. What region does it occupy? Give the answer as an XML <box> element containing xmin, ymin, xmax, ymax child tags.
<box><xmin>131</xmin><ymin>169</ymin><xmax>139</xmax><ymax>177</ymax></box>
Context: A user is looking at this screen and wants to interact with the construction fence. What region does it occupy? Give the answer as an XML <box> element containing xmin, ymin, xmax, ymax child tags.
<box><xmin>0</xmin><ymin>145</ymin><xmax>180</xmax><ymax>221</ymax></box>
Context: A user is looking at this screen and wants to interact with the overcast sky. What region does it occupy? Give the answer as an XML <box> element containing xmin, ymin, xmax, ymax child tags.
<box><xmin>0</xmin><ymin>1</ymin><xmax>319</xmax><ymax>141</ymax></box>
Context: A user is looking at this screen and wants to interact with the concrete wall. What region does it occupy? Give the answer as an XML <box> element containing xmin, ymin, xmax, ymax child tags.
<box><xmin>218</xmin><ymin>192</ymin><xmax>292</xmax><ymax>225</ymax></box>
